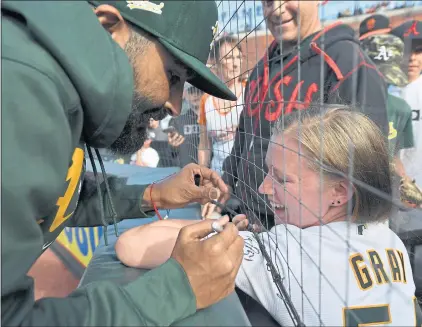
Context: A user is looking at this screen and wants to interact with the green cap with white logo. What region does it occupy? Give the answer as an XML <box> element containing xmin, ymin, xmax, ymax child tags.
<box><xmin>89</xmin><ymin>0</ymin><xmax>236</xmax><ymax>101</ymax></box>
<box><xmin>360</xmin><ymin>34</ymin><xmax>408</xmax><ymax>87</ymax></box>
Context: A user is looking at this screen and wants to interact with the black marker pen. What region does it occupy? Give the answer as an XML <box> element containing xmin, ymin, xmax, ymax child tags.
<box><xmin>209</xmin><ymin>199</ymin><xmax>237</xmax><ymax>222</ymax></box>
<box><xmin>194</xmin><ymin>174</ymin><xmax>201</xmax><ymax>187</ymax></box>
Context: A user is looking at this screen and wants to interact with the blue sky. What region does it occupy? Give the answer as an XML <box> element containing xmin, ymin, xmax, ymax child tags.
<box><xmin>218</xmin><ymin>1</ymin><xmax>422</xmax><ymax>34</ymax></box>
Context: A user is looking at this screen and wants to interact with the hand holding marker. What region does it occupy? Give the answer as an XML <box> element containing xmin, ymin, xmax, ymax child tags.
<box><xmin>194</xmin><ymin>175</ymin><xmax>305</xmax><ymax>326</ymax></box>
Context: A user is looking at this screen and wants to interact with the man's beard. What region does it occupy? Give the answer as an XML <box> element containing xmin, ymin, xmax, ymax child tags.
<box><xmin>108</xmin><ymin>90</ymin><xmax>168</xmax><ymax>155</ymax></box>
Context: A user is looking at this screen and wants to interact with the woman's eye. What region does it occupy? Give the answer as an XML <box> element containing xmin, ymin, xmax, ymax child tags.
<box><xmin>168</xmin><ymin>71</ymin><xmax>181</xmax><ymax>85</ymax></box>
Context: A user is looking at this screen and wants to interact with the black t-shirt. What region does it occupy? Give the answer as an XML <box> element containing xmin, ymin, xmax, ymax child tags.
<box><xmin>169</xmin><ymin>109</ymin><xmax>200</xmax><ymax>167</ymax></box>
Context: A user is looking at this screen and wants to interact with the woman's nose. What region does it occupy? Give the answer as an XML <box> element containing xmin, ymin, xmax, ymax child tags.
<box><xmin>259</xmin><ymin>175</ymin><xmax>274</xmax><ymax>195</ymax></box>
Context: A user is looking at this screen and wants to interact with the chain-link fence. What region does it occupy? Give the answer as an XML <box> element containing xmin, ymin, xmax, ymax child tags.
<box><xmin>166</xmin><ymin>1</ymin><xmax>422</xmax><ymax>326</ymax></box>
<box><xmin>95</xmin><ymin>2</ymin><xmax>422</xmax><ymax>325</ymax></box>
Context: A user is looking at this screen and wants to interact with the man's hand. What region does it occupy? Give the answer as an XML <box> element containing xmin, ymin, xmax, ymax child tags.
<box><xmin>201</xmin><ymin>185</ymin><xmax>233</xmax><ymax>219</ymax></box>
<box><xmin>171</xmin><ymin>217</ymin><xmax>244</xmax><ymax>309</ymax></box>
<box><xmin>201</xmin><ymin>202</ymin><xmax>219</xmax><ymax>219</ymax></box>
<box><xmin>168</xmin><ymin>131</ymin><xmax>185</xmax><ymax>147</ymax></box>
<box><xmin>146</xmin><ymin>163</ymin><xmax>229</xmax><ymax>209</ymax></box>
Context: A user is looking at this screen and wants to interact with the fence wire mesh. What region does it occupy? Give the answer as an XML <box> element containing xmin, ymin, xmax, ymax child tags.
<box><xmin>136</xmin><ymin>1</ymin><xmax>422</xmax><ymax>326</ymax></box>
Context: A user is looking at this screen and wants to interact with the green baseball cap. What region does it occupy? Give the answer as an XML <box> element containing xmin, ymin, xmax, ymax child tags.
<box><xmin>360</xmin><ymin>34</ymin><xmax>408</xmax><ymax>87</ymax></box>
<box><xmin>88</xmin><ymin>0</ymin><xmax>236</xmax><ymax>101</ymax></box>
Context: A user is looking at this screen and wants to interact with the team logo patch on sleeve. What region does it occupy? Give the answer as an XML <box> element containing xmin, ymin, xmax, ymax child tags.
<box><xmin>126</xmin><ymin>1</ymin><xmax>164</xmax><ymax>15</ymax></box>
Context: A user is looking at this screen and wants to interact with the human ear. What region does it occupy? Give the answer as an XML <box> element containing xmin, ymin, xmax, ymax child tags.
<box><xmin>330</xmin><ymin>180</ymin><xmax>354</xmax><ymax>207</ymax></box>
<box><xmin>94</xmin><ymin>4</ymin><xmax>130</xmax><ymax>48</ymax></box>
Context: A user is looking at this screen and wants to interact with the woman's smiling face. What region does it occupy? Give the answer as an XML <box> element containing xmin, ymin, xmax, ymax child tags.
<box><xmin>259</xmin><ymin>134</ymin><xmax>335</xmax><ymax>228</ymax></box>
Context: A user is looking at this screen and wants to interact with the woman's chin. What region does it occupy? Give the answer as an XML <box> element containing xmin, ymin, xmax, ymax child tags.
<box><xmin>274</xmin><ymin>209</ymin><xmax>287</xmax><ymax>225</ymax></box>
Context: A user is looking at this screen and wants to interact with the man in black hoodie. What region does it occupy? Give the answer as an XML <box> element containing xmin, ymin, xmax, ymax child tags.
<box><xmin>2</xmin><ymin>1</ymin><xmax>244</xmax><ymax>326</ymax></box>
<box><xmin>221</xmin><ymin>0</ymin><xmax>388</xmax><ymax>227</ymax></box>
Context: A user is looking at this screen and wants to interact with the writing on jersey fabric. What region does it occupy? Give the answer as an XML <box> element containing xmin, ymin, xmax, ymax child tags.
<box><xmin>235</xmin><ymin>222</ymin><xmax>418</xmax><ymax>326</ymax></box>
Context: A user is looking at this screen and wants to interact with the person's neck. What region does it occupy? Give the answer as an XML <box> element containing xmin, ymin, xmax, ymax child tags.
<box><xmin>408</xmin><ymin>72</ymin><xmax>421</xmax><ymax>84</ymax></box>
<box><xmin>309</xmin><ymin>208</ymin><xmax>348</xmax><ymax>228</ymax></box>
<box><xmin>227</xmin><ymin>78</ymin><xmax>242</xmax><ymax>91</ymax></box>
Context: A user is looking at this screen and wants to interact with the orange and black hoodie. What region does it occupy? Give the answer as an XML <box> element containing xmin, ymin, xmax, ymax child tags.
<box><xmin>222</xmin><ymin>23</ymin><xmax>388</xmax><ymax>222</ymax></box>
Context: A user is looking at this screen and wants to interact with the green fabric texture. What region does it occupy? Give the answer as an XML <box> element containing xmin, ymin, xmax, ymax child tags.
<box><xmin>1</xmin><ymin>1</ymin><xmax>195</xmax><ymax>325</ymax></box>
<box><xmin>89</xmin><ymin>0</ymin><xmax>236</xmax><ymax>101</ymax></box>
<box><xmin>387</xmin><ymin>94</ymin><xmax>414</xmax><ymax>155</ymax></box>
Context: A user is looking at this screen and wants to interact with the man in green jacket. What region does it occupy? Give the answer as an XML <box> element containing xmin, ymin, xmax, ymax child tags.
<box><xmin>2</xmin><ymin>1</ymin><xmax>244</xmax><ymax>326</ymax></box>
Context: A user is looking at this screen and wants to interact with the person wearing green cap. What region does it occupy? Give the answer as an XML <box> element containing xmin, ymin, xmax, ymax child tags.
<box><xmin>2</xmin><ymin>1</ymin><xmax>244</xmax><ymax>326</ymax></box>
<box><xmin>360</xmin><ymin>34</ymin><xmax>414</xmax><ymax>181</ymax></box>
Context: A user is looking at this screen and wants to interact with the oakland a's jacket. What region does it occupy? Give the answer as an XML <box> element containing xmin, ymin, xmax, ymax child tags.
<box><xmin>2</xmin><ymin>2</ymin><xmax>195</xmax><ymax>326</ymax></box>
<box><xmin>222</xmin><ymin>23</ymin><xmax>389</xmax><ymax>222</ymax></box>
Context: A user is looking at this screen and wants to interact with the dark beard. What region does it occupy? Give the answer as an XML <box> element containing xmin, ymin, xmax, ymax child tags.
<box><xmin>108</xmin><ymin>91</ymin><xmax>168</xmax><ymax>155</ymax></box>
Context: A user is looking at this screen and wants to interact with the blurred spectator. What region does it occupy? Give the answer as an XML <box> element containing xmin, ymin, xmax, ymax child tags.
<box><xmin>168</xmin><ymin>84</ymin><xmax>204</xmax><ymax>167</ymax></box>
<box><xmin>391</xmin><ymin>20</ymin><xmax>422</xmax><ymax>43</ymax></box>
<box><xmin>134</xmin><ymin>139</ymin><xmax>160</xmax><ymax>168</ymax></box>
<box><xmin>198</xmin><ymin>35</ymin><xmax>245</xmax><ymax>175</ymax></box>
<box><xmin>406</xmin><ymin>41</ymin><xmax>422</xmax><ymax>83</ymax></box>
<box><xmin>360</xmin><ymin>34</ymin><xmax>414</xmax><ymax>181</ymax></box>
<box><xmin>91</xmin><ymin>148</ymin><xmax>132</xmax><ymax>165</ymax></box>
<box><xmin>391</xmin><ymin>21</ymin><xmax>422</xmax><ymax>188</ymax></box>
<box><xmin>148</xmin><ymin>116</ymin><xmax>177</xmax><ymax>167</ymax></box>
<box><xmin>359</xmin><ymin>14</ymin><xmax>391</xmax><ymax>40</ymax></box>
<box><xmin>220</xmin><ymin>0</ymin><xmax>388</xmax><ymax>227</ymax></box>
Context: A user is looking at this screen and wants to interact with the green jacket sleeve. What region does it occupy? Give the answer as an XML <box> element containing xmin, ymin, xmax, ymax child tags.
<box><xmin>69</xmin><ymin>173</ymin><xmax>155</xmax><ymax>228</ymax></box>
<box><xmin>4</xmin><ymin>258</ymin><xmax>196</xmax><ymax>327</ymax></box>
<box><xmin>1</xmin><ymin>59</ymin><xmax>195</xmax><ymax>327</ymax></box>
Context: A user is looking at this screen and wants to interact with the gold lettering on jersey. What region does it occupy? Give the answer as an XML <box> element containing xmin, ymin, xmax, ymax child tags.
<box><xmin>413</xmin><ymin>296</ymin><xmax>422</xmax><ymax>326</ymax></box>
<box><xmin>342</xmin><ymin>304</ymin><xmax>391</xmax><ymax>327</ymax></box>
<box><xmin>396</xmin><ymin>250</ymin><xmax>407</xmax><ymax>284</ymax></box>
<box><xmin>386</xmin><ymin>249</ymin><xmax>402</xmax><ymax>282</ymax></box>
<box><xmin>367</xmin><ymin>250</ymin><xmax>389</xmax><ymax>285</ymax></box>
<box><xmin>350</xmin><ymin>250</ymin><xmax>408</xmax><ymax>290</ymax></box>
<box><xmin>49</xmin><ymin>148</ymin><xmax>84</xmax><ymax>232</ymax></box>
<box><xmin>349</xmin><ymin>253</ymin><xmax>373</xmax><ymax>290</ymax></box>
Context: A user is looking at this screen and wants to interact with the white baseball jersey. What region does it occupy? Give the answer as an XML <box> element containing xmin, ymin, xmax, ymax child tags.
<box><xmin>236</xmin><ymin>221</ymin><xmax>417</xmax><ymax>326</ymax></box>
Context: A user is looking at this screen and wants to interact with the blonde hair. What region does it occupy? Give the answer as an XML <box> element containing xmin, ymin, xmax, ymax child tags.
<box><xmin>273</xmin><ymin>105</ymin><xmax>392</xmax><ymax>222</ymax></box>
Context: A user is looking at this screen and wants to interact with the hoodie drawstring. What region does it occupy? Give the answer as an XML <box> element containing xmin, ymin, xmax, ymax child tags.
<box><xmin>94</xmin><ymin>148</ymin><xmax>119</xmax><ymax>238</ymax></box>
<box><xmin>86</xmin><ymin>147</ymin><xmax>120</xmax><ymax>246</ymax></box>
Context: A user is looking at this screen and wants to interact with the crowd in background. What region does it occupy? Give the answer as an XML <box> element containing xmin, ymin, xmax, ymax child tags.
<box><xmin>337</xmin><ymin>1</ymin><xmax>418</xmax><ymax>18</ymax></box>
<box><xmin>100</xmin><ymin>7</ymin><xmax>422</xmax><ymax>214</ymax></box>
<box><xmin>112</xmin><ymin>3</ymin><xmax>422</xmax><ymax>324</ymax></box>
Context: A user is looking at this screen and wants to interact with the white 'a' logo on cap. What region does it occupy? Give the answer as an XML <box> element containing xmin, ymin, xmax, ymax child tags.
<box><xmin>374</xmin><ymin>45</ymin><xmax>393</xmax><ymax>61</ymax></box>
<box><xmin>126</xmin><ymin>1</ymin><xmax>164</xmax><ymax>15</ymax></box>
